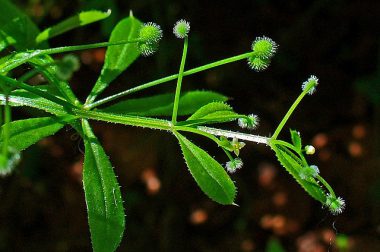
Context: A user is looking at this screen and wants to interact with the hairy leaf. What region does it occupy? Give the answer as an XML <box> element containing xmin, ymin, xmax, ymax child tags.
<box><xmin>0</xmin><ymin>87</ymin><xmax>67</xmax><ymax>115</ymax></box>
<box><xmin>103</xmin><ymin>90</ymin><xmax>228</xmax><ymax>116</ymax></box>
<box><xmin>0</xmin><ymin>0</ymin><xmax>46</xmax><ymax>51</ymax></box>
<box><xmin>290</xmin><ymin>129</ymin><xmax>302</xmax><ymax>152</ymax></box>
<box><xmin>82</xmin><ymin>120</ymin><xmax>125</xmax><ymax>252</ymax></box>
<box><xmin>187</xmin><ymin>102</ymin><xmax>232</xmax><ymax>120</ymax></box>
<box><xmin>271</xmin><ymin>143</ymin><xmax>326</xmax><ymax>202</ymax></box>
<box><xmin>175</xmin><ymin>132</ymin><xmax>236</xmax><ymax>205</ymax></box>
<box><xmin>86</xmin><ymin>14</ymin><xmax>142</xmax><ymax>104</ymax></box>
<box><xmin>0</xmin><ymin>116</ymin><xmax>66</xmax><ymax>151</ymax></box>
<box><xmin>36</xmin><ymin>10</ymin><xmax>111</xmax><ymax>43</ymax></box>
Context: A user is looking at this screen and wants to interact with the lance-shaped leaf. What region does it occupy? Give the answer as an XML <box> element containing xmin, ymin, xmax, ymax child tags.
<box><xmin>184</xmin><ymin>102</ymin><xmax>240</xmax><ymax>125</ymax></box>
<box><xmin>36</xmin><ymin>10</ymin><xmax>111</xmax><ymax>43</ymax></box>
<box><xmin>270</xmin><ymin>143</ymin><xmax>326</xmax><ymax>203</ymax></box>
<box><xmin>0</xmin><ymin>0</ymin><xmax>46</xmax><ymax>51</ymax></box>
<box><xmin>0</xmin><ymin>116</ymin><xmax>67</xmax><ymax>151</ymax></box>
<box><xmin>0</xmin><ymin>84</ymin><xmax>71</xmax><ymax>116</ymax></box>
<box><xmin>103</xmin><ymin>90</ymin><xmax>228</xmax><ymax>116</ymax></box>
<box><xmin>86</xmin><ymin>13</ymin><xmax>142</xmax><ymax>104</ymax></box>
<box><xmin>290</xmin><ymin>129</ymin><xmax>302</xmax><ymax>152</ymax></box>
<box><xmin>82</xmin><ymin>120</ymin><xmax>125</xmax><ymax>252</ymax></box>
<box><xmin>175</xmin><ymin>132</ymin><xmax>236</xmax><ymax>205</ymax></box>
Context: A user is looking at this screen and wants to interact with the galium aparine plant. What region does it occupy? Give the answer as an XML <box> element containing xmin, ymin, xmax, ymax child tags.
<box><xmin>0</xmin><ymin>5</ymin><xmax>345</xmax><ymax>252</ymax></box>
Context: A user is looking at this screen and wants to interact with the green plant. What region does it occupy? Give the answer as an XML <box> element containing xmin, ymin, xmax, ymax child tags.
<box><xmin>0</xmin><ymin>2</ymin><xmax>345</xmax><ymax>251</ymax></box>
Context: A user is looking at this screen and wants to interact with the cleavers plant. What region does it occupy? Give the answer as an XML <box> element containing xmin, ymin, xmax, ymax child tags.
<box><xmin>0</xmin><ymin>2</ymin><xmax>345</xmax><ymax>252</ymax></box>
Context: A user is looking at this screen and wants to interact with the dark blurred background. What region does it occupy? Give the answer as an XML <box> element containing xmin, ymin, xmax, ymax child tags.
<box><xmin>1</xmin><ymin>0</ymin><xmax>380</xmax><ymax>251</ymax></box>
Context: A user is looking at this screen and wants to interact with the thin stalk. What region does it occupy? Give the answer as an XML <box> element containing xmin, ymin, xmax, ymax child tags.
<box><xmin>316</xmin><ymin>174</ymin><xmax>336</xmax><ymax>198</ymax></box>
<box><xmin>2</xmin><ymin>92</ymin><xmax>10</xmax><ymax>158</ymax></box>
<box><xmin>172</xmin><ymin>37</ymin><xmax>189</xmax><ymax>124</ymax></box>
<box><xmin>197</xmin><ymin>126</ymin><xmax>269</xmax><ymax>144</ymax></box>
<box><xmin>36</xmin><ymin>39</ymin><xmax>142</xmax><ymax>55</ymax></box>
<box><xmin>0</xmin><ymin>75</ymin><xmax>76</xmax><ymax>110</ymax></box>
<box><xmin>86</xmin><ymin>51</ymin><xmax>255</xmax><ymax>109</ymax></box>
<box><xmin>271</xmin><ymin>89</ymin><xmax>309</xmax><ymax>140</ymax></box>
<box><xmin>18</xmin><ymin>68</ymin><xmax>41</xmax><ymax>82</ymax></box>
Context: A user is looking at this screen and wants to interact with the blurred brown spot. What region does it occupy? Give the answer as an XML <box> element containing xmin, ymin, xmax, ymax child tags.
<box><xmin>32</xmin><ymin>4</ymin><xmax>44</xmax><ymax>18</ymax></box>
<box><xmin>141</xmin><ymin>168</ymin><xmax>161</xmax><ymax>195</ymax></box>
<box><xmin>318</xmin><ymin>149</ymin><xmax>331</xmax><ymax>161</ymax></box>
<box><xmin>260</xmin><ymin>214</ymin><xmax>273</xmax><ymax>229</ymax></box>
<box><xmin>272</xmin><ymin>192</ymin><xmax>287</xmax><ymax>207</ymax></box>
<box><xmin>50</xmin><ymin>6</ymin><xmax>62</xmax><ymax>19</ymax></box>
<box><xmin>69</xmin><ymin>160</ymin><xmax>83</xmax><ymax>183</ymax></box>
<box><xmin>312</xmin><ymin>133</ymin><xmax>328</xmax><ymax>149</ymax></box>
<box><xmin>272</xmin><ymin>215</ymin><xmax>286</xmax><ymax>235</ymax></box>
<box><xmin>321</xmin><ymin>229</ymin><xmax>336</xmax><ymax>244</ymax></box>
<box><xmin>190</xmin><ymin>209</ymin><xmax>208</xmax><ymax>225</ymax></box>
<box><xmin>81</xmin><ymin>51</ymin><xmax>94</xmax><ymax>65</ymax></box>
<box><xmin>352</xmin><ymin>124</ymin><xmax>366</xmax><ymax>139</ymax></box>
<box><xmin>93</xmin><ymin>48</ymin><xmax>106</xmax><ymax>63</ymax></box>
<box><xmin>297</xmin><ymin>232</ymin><xmax>326</xmax><ymax>252</ymax></box>
<box><xmin>241</xmin><ymin>239</ymin><xmax>255</xmax><ymax>252</ymax></box>
<box><xmin>348</xmin><ymin>142</ymin><xmax>363</xmax><ymax>157</ymax></box>
<box><xmin>258</xmin><ymin>163</ymin><xmax>276</xmax><ymax>188</ymax></box>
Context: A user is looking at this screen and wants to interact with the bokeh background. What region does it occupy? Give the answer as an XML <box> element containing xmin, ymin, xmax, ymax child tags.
<box><xmin>1</xmin><ymin>0</ymin><xmax>380</xmax><ymax>251</ymax></box>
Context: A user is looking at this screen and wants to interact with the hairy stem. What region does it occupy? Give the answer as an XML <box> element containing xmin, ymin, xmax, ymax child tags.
<box><xmin>85</xmin><ymin>51</ymin><xmax>254</xmax><ymax>109</ymax></box>
<box><xmin>172</xmin><ymin>37</ymin><xmax>189</xmax><ymax>124</ymax></box>
<box><xmin>197</xmin><ymin>126</ymin><xmax>269</xmax><ymax>144</ymax></box>
<box><xmin>271</xmin><ymin>88</ymin><xmax>310</xmax><ymax>140</ymax></box>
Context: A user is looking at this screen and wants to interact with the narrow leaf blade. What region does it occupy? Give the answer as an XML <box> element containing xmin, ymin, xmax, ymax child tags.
<box><xmin>36</xmin><ymin>10</ymin><xmax>112</xmax><ymax>43</ymax></box>
<box><xmin>103</xmin><ymin>90</ymin><xmax>228</xmax><ymax>116</ymax></box>
<box><xmin>86</xmin><ymin>14</ymin><xmax>142</xmax><ymax>103</ymax></box>
<box><xmin>82</xmin><ymin>120</ymin><xmax>125</xmax><ymax>252</ymax></box>
<box><xmin>175</xmin><ymin>132</ymin><xmax>236</xmax><ymax>205</ymax></box>
<box><xmin>290</xmin><ymin>129</ymin><xmax>302</xmax><ymax>152</ymax></box>
<box><xmin>0</xmin><ymin>116</ymin><xmax>66</xmax><ymax>151</ymax></box>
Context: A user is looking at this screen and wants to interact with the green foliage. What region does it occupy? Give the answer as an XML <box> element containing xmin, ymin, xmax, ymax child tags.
<box><xmin>175</xmin><ymin>132</ymin><xmax>236</xmax><ymax>204</ymax></box>
<box><xmin>86</xmin><ymin>14</ymin><xmax>142</xmax><ymax>104</ymax></box>
<box><xmin>0</xmin><ymin>3</ymin><xmax>344</xmax><ymax>251</ymax></box>
<box><xmin>265</xmin><ymin>237</ymin><xmax>286</xmax><ymax>252</ymax></box>
<box><xmin>103</xmin><ymin>90</ymin><xmax>227</xmax><ymax>116</ymax></box>
<box><xmin>36</xmin><ymin>10</ymin><xmax>112</xmax><ymax>43</ymax></box>
<box><xmin>82</xmin><ymin>120</ymin><xmax>125</xmax><ymax>252</ymax></box>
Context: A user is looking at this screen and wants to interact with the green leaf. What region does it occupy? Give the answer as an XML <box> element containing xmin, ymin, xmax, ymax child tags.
<box><xmin>82</xmin><ymin>119</ymin><xmax>125</xmax><ymax>252</ymax></box>
<box><xmin>36</xmin><ymin>10</ymin><xmax>112</xmax><ymax>44</ymax></box>
<box><xmin>86</xmin><ymin>14</ymin><xmax>142</xmax><ymax>104</ymax></box>
<box><xmin>103</xmin><ymin>90</ymin><xmax>228</xmax><ymax>116</ymax></box>
<box><xmin>187</xmin><ymin>102</ymin><xmax>232</xmax><ymax>120</ymax></box>
<box><xmin>0</xmin><ymin>87</ymin><xmax>67</xmax><ymax>115</ymax></box>
<box><xmin>270</xmin><ymin>143</ymin><xmax>326</xmax><ymax>203</ymax></box>
<box><xmin>183</xmin><ymin>102</ymin><xmax>240</xmax><ymax>125</ymax></box>
<box><xmin>0</xmin><ymin>0</ymin><xmax>46</xmax><ymax>51</ymax></box>
<box><xmin>0</xmin><ymin>116</ymin><xmax>66</xmax><ymax>151</ymax></box>
<box><xmin>28</xmin><ymin>55</ymin><xmax>79</xmax><ymax>104</ymax></box>
<box><xmin>290</xmin><ymin>129</ymin><xmax>302</xmax><ymax>152</ymax></box>
<box><xmin>175</xmin><ymin>132</ymin><xmax>236</xmax><ymax>205</ymax></box>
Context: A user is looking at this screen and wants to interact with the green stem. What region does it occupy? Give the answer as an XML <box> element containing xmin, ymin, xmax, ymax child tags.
<box><xmin>85</xmin><ymin>51</ymin><xmax>255</xmax><ymax>109</ymax></box>
<box><xmin>2</xmin><ymin>91</ymin><xmax>10</xmax><ymax>158</ymax></box>
<box><xmin>316</xmin><ymin>174</ymin><xmax>336</xmax><ymax>198</ymax></box>
<box><xmin>271</xmin><ymin>89</ymin><xmax>309</xmax><ymax>140</ymax></box>
<box><xmin>36</xmin><ymin>39</ymin><xmax>142</xmax><ymax>55</ymax></box>
<box><xmin>271</xmin><ymin>139</ymin><xmax>308</xmax><ymax>166</ymax></box>
<box><xmin>172</xmin><ymin>37</ymin><xmax>189</xmax><ymax>124</ymax></box>
<box><xmin>174</xmin><ymin>125</ymin><xmax>221</xmax><ymax>145</ymax></box>
<box><xmin>18</xmin><ymin>68</ymin><xmax>41</xmax><ymax>82</ymax></box>
<box><xmin>0</xmin><ymin>75</ymin><xmax>76</xmax><ymax>110</ymax></box>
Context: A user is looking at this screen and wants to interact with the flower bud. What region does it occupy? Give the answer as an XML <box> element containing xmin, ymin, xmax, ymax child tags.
<box><xmin>302</xmin><ymin>75</ymin><xmax>319</xmax><ymax>95</ymax></box>
<box><xmin>173</xmin><ymin>19</ymin><xmax>190</xmax><ymax>39</ymax></box>
<box><xmin>305</xmin><ymin>145</ymin><xmax>316</xmax><ymax>155</ymax></box>
<box><xmin>225</xmin><ymin>158</ymin><xmax>243</xmax><ymax>173</ymax></box>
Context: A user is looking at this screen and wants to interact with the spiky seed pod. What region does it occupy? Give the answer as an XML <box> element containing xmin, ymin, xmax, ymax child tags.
<box><xmin>247</xmin><ymin>56</ymin><xmax>270</xmax><ymax>71</ymax></box>
<box><xmin>302</xmin><ymin>75</ymin><xmax>319</xmax><ymax>95</ymax></box>
<box><xmin>225</xmin><ymin>158</ymin><xmax>243</xmax><ymax>173</ymax></box>
<box><xmin>173</xmin><ymin>19</ymin><xmax>190</xmax><ymax>39</ymax></box>
<box><xmin>238</xmin><ymin>114</ymin><xmax>259</xmax><ymax>130</ymax></box>
<box><xmin>251</xmin><ymin>36</ymin><xmax>278</xmax><ymax>59</ymax></box>
<box><xmin>325</xmin><ymin>194</ymin><xmax>346</xmax><ymax>215</ymax></box>
<box><xmin>137</xmin><ymin>22</ymin><xmax>163</xmax><ymax>56</ymax></box>
<box><xmin>56</xmin><ymin>54</ymin><xmax>81</xmax><ymax>80</ymax></box>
